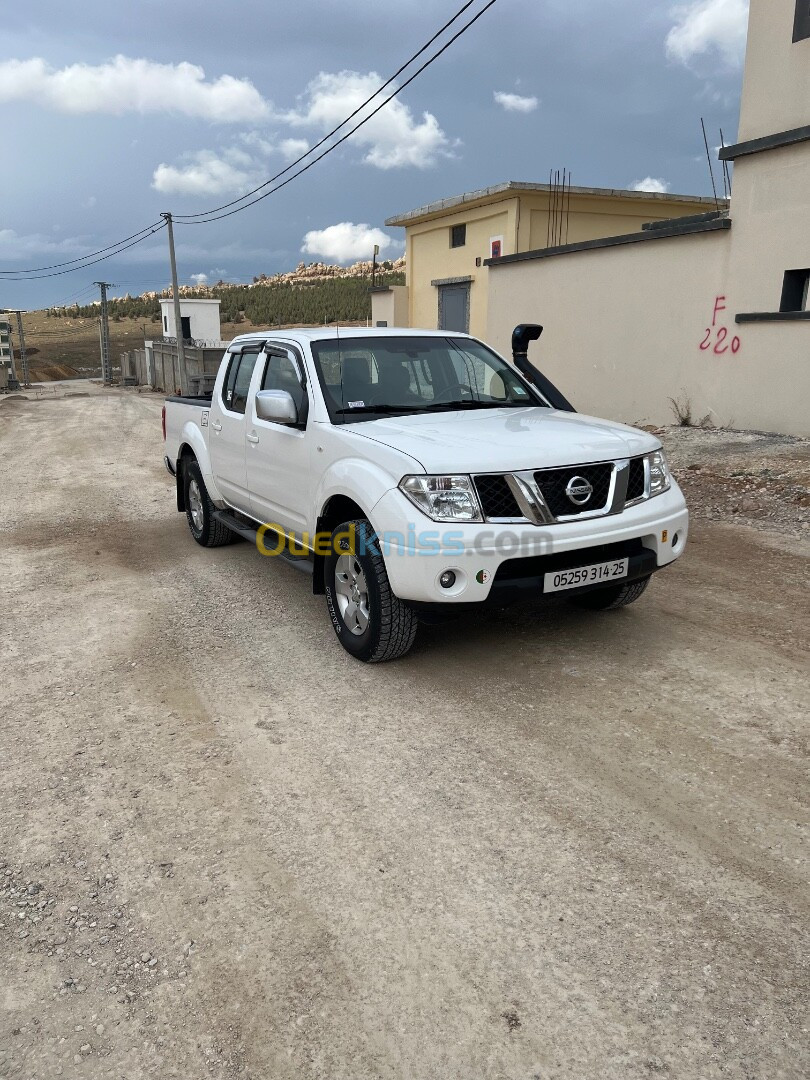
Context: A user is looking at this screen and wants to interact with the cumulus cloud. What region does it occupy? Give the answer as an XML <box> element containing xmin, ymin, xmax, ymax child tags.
<box><xmin>286</xmin><ymin>71</ymin><xmax>452</xmax><ymax>169</ymax></box>
<box><xmin>0</xmin><ymin>227</ymin><xmax>86</xmax><ymax>258</ymax></box>
<box><xmin>631</xmin><ymin>177</ymin><xmax>671</xmax><ymax>193</ymax></box>
<box><xmin>190</xmin><ymin>273</ymin><xmax>209</xmax><ymax>285</ymax></box>
<box><xmin>238</xmin><ymin>131</ymin><xmax>276</xmax><ymax>156</ymax></box>
<box><xmin>280</xmin><ymin>137</ymin><xmax>310</xmax><ymax>161</ymax></box>
<box><xmin>666</xmin><ymin>0</ymin><xmax>749</xmax><ymax>67</ymax></box>
<box><xmin>0</xmin><ymin>55</ymin><xmax>271</xmax><ymax>122</ymax></box>
<box><xmin>152</xmin><ymin>148</ymin><xmax>259</xmax><ymax>196</ymax></box>
<box><xmin>493</xmin><ymin>91</ymin><xmax>539</xmax><ymax>113</ymax></box>
<box><xmin>301</xmin><ymin>222</ymin><xmax>399</xmax><ymax>263</ymax></box>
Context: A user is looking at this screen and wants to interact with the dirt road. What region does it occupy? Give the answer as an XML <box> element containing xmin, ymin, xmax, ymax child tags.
<box><xmin>1</xmin><ymin>388</ymin><xmax>807</xmax><ymax>1079</ymax></box>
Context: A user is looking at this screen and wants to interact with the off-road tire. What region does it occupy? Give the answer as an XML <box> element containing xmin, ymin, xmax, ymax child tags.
<box><xmin>183</xmin><ymin>459</ymin><xmax>234</xmax><ymax>548</ymax></box>
<box><xmin>324</xmin><ymin>519</ymin><xmax>417</xmax><ymax>662</ymax></box>
<box><xmin>570</xmin><ymin>574</ymin><xmax>651</xmax><ymax>611</ymax></box>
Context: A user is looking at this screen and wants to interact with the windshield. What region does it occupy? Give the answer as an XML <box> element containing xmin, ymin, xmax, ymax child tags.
<box><xmin>310</xmin><ymin>335</ymin><xmax>547</xmax><ymax>424</ymax></box>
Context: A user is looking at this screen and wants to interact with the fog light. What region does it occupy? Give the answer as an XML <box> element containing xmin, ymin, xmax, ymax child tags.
<box><xmin>672</xmin><ymin>532</ymin><xmax>680</xmax><ymax>548</ymax></box>
<box><xmin>439</xmin><ymin>570</ymin><xmax>456</xmax><ymax>589</ymax></box>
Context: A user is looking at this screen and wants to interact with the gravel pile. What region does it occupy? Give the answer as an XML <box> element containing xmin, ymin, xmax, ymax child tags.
<box><xmin>656</xmin><ymin>426</ymin><xmax>810</xmax><ymax>537</ymax></box>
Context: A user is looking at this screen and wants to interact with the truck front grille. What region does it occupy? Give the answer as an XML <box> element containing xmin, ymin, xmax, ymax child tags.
<box><xmin>533</xmin><ymin>464</ymin><xmax>613</xmax><ymax>518</ymax></box>
<box><xmin>474</xmin><ymin>474</ymin><xmax>522</xmax><ymax>519</ymax></box>
<box><xmin>473</xmin><ymin>454</ymin><xmax>654</xmax><ymax>525</ymax></box>
<box><xmin>626</xmin><ymin>456</ymin><xmax>646</xmax><ymax>502</ymax></box>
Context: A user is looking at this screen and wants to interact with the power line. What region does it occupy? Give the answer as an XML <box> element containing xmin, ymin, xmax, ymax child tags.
<box><xmin>0</xmin><ymin>223</ymin><xmax>168</xmax><ymax>281</ymax></box>
<box><xmin>177</xmin><ymin>0</ymin><xmax>498</xmax><ymax>225</ymax></box>
<box><xmin>173</xmin><ymin>0</ymin><xmax>482</xmax><ymax>223</ymax></box>
<box><xmin>0</xmin><ymin>220</ymin><xmax>165</xmax><ymax>277</ymax></box>
<box><xmin>0</xmin><ymin>0</ymin><xmax>497</xmax><ymax>283</ymax></box>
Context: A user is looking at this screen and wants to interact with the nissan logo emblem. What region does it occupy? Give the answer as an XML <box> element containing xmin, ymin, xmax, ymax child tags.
<box><xmin>566</xmin><ymin>475</ymin><xmax>593</xmax><ymax>506</ymax></box>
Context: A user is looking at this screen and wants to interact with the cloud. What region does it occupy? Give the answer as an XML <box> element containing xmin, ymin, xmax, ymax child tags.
<box><xmin>301</xmin><ymin>222</ymin><xmax>399</xmax><ymax>263</ymax></box>
<box><xmin>666</xmin><ymin>0</ymin><xmax>749</xmax><ymax>67</ymax></box>
<box><xmin>286</xmin><ymin>70</ymin><xmax>452</xmax><ymax>169</ymax></box>
<box><xmin>0</xmin><ymin>227</ymin><xmax>87</xmax><ymax>258</ymax></box>
<box><xmin>280</xmin><ymin>138</ymin><xmax>310</xmax><ymax>161</ymax></box>
<box><xmin>152</xmin><ymin>148</ymin><xmax>259</xmax><ymax>196</ymax></box>
<box><xmin>0</xmin><ymin>55</ymin><xmax>271</xmax><ymax>122</ymax></box>
<box><xmin>630</xmin><ymin>177</ymin><xmax>671</xmax><ymax>193</ymax></box>
<box><xmin>190</xmin><ymin>273</ymin><xmax>209</xmax><ymax>285</ymax></box>
<box><xmin>493</xmin><ymin>91</ymin><xmax>539</xmax><ymax>113</ymax></box>
<box><xmin>238</xmin><ymin>131</ymin><xmax>276</xmax><ymax>156</ymax></box>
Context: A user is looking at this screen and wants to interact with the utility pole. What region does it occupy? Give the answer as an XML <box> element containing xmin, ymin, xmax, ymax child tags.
<box><xmin>14</xmin><ymin>311</ymin><xmax>29</xmax><ymax>388</ymax></box>
<box><xmin>161</xmin><ymin>212</ymin><xmax>187</xmax><ymax>394</ymax></box>
<box><xmin>94</xmin><ymin>281</ymin><xmax>113</xmax><ymax>384</ymax></box>
<box><xmin>372</xmin><ymin>243</ymin><xmax>379</xmax><ymax>288</ymax></box>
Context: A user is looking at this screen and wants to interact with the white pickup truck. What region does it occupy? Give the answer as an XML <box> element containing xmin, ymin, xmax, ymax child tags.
<box><xmin>163</xmin><ymin>324</ymin><xmax>688</xmax><ymax>662</ymax></box>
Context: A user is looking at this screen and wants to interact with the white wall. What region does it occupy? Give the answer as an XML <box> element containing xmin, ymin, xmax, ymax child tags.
<box><xmin>486</xmin><ymin>226</ymin><xmax>809</xmax><ymax>436</ymax></box>
<box><xmin>738</xmin><ymin>0</ymin><xmax>810</xmax><ymax>141</ymax></box>
<box><xmin>159</xmin><ymin>300</ymin><xmax>221</xmax><ymax>342</ymax></box>
<box><xmin>371</xmin><ymin>286</ymin><xmax>409</xmax><ymax>327</ymax></box>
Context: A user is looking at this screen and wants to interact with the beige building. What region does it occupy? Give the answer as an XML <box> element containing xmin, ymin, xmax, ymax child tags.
<box><xmin>378</xmin><ymin>183</ymin><xmax>725</xmax><ymax>338</ymax></box>
<box><xmin>484</xmin><ymin>0</ymin><xmax>809</xmax><ymax>436</ymax></box>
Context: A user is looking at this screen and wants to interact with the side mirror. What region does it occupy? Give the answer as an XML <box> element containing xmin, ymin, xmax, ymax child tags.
<box><xmin>255</xmin><ymin>389</ymin><xmax>298</xmax><ymax>425</ymax></box>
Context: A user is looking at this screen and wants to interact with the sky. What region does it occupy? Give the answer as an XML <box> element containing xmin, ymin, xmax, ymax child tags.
<box><xmin>0</xmin><ymin>0</ymin><xmax>749</xmax><ymax>309</ymax></box>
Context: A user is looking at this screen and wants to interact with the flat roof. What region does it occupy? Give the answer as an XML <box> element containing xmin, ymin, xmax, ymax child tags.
<box><xmin>385</xmin><ymin>181</ymin><xmax>727</xmax><ymax>227</ymax></box>
<box><xmin>159</xmin><ymin>297</ymin><xmax>221</xmax><ymax>305</ymax></box>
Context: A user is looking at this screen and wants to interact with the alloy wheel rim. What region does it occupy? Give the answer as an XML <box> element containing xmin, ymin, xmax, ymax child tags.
<box><xmin>334</xmin><ymin>554</ymin><xmax>370</xmax><ymax>636</ymax></box>
<box><xmin>188</xmin><ymin>479</ymin><xmax>204</xmax><ymax>533</ymax></box>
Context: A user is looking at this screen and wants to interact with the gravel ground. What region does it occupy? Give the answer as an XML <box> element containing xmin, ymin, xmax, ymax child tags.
<box><xmin>0</xmin><ymin>386</ymin><xmax>807</xmax><ymax>1079</ymax></box>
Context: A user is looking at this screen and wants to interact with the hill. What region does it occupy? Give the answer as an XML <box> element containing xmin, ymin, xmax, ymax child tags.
<box><xmin>22</xmin><ymin>257</ymin><xmax>406</xmax><ymax>380</ymax></box>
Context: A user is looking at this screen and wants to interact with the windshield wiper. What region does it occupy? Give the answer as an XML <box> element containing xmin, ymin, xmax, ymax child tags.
<box><xmin>335</xmin><ymin>404</ymin><xmax>421</xmax><ymax>416</ymax></box>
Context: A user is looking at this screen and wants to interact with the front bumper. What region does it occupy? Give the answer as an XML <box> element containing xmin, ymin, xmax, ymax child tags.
<box><xmin>369</xmin><ymin>482</ymin><xmax>689</xmax><ymax>604</ymax></box>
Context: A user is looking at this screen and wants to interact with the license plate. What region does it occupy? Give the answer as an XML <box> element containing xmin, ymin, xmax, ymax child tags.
<box><xmin>544</xmin><ymin>558</ymin><xmax>629</xmax><ymax>594</ymax></box>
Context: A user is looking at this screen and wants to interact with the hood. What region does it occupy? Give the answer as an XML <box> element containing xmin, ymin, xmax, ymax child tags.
<box><xmin>350</xmin><ymin>407</ymin><xmax>660</xmax><ymax>473</ymax></box>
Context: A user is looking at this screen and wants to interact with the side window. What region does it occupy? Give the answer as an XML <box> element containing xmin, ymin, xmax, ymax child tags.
<box><xmin>231</xmin><ymin>350</ymin><xmax>260</xmax><ymax>414</ymax></box>
<box><xmin>221</xmin><ymin>350</ymin><xmax>260</xmax><ymax>413</ymax></box>
<box><xmin>261</xmin><ymin>351</ymin><xmax>306</xmax><ymax>417</ymax></box>
<box><xmin>221</xmin><ymin>353</ymin><xmax>241</xmax><ymax>410</ymax></box>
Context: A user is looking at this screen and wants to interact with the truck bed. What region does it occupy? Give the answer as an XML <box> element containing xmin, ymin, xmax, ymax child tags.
<box><xmin>165</xmin><ymin>394</ymin><xmax>213</xmax><ymax>406</ymax></box>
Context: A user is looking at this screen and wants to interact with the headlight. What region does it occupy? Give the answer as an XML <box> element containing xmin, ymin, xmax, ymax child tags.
<box><xmin>646</xmin><ymin>450</ymin><xmax>671</xmax><ymax>497</ymax></box>
<box><xmin>400</xmin><ymin>475</ymin><xmax>483</xmax><ymax>522</ymax></box>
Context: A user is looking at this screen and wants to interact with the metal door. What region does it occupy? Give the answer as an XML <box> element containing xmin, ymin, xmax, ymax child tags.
<box><xmin>439</xmin><ymin>284</ymin><xmax>470</xmax><ymax>333</ymax></box>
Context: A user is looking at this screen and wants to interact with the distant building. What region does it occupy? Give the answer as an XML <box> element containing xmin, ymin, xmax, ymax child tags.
<box><xmin>378</xmin><ymin>184</ymin><xmax>725</xmax><ymax>337</ymax></box>
<box><xmin>0</xmin><ymin>314</ymin><xmax>15</xmax><ymax>389</ymax></box>
<box><xmin>159</xmin><ymin>298</ymin><xmax>222</xmax><ymax>344</ymax></box>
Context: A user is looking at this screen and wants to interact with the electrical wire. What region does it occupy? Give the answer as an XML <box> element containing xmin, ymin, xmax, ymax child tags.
<box><xmin>0</xmin><ymin>225</ymin><xmax>168</xmax><ymax>282</ymax></box>
<box><xmin>1</xmin><ymin>0</ymin><xmax>497</xmax><ymax>282</ymax></box>
<box><xmin>173</xmin><ymin>0</ymin><xmax>481</xmax><ymax>222</ymax></box>
<box><xmin>0</xmin><ymin>220</ymin><xmax>166</xmax><ymax>277</ymax></box>
<box><xmin>177</xmin><ymin>0</ymin><xmax>497</xmax><ymax>225</ymax></box>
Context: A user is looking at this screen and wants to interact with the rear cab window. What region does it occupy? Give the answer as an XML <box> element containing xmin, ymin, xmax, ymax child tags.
<box><xmin>221</xmin><ymin>349</ymin><xmax>261</xmax><ymax>414</ymax></box>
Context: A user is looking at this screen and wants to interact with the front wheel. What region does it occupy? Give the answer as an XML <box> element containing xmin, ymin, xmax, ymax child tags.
<box><xmin>569</xmin><ymin>574</ymin><xmax>651</xmax><ymax>610</ymax></box>
<box><xmin>324</xmin><ymin>519</ymin><xmax>417</xmax><ymax>662</ymax></box>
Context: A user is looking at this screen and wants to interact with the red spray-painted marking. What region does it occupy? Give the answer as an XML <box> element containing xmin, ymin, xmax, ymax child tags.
<box><xmin>701</xmin><ymin>296</ymin><xmax>741</xmax><ymax>355</ymax></box>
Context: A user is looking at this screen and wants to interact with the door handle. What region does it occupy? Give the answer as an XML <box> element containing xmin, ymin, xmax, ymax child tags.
<box><xmin>246</xmin><ymin>431</ymin><xmax>260</xmax><ymax>444</ymax></box>
<box><xmin>211</xmin><ymin>420</ymin><xmax>222</xmax><ymax>433</ymax></box>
